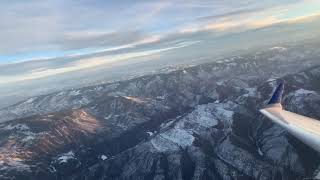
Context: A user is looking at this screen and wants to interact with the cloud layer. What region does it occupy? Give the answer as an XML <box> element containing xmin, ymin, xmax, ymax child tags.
<box><xmin>1</xmin><ymin>0</ymin><xmax>319</xmax><ymax>61</ymax></box>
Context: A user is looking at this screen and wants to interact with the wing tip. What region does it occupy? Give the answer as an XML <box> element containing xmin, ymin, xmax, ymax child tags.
<box><xmin>268</xmin><ymin>81</ymin><xmax>285</xmax><ymax>105</ymax></box>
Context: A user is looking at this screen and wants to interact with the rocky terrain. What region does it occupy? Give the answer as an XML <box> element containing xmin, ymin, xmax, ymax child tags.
<box><xmin>0</xmin><ymin>46</ymin><xmax>320</xmax><ymax>180</ymax></box>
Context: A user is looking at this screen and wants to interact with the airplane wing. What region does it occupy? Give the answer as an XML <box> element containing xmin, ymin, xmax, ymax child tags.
<box><xmin>259</xmin><ymin>82</ymin><xmax>320</xmax><ymax>152</ymax></box>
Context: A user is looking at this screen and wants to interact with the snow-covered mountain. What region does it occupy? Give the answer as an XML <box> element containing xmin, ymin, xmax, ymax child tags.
<box><xmin>0</xmin><ymin>47</ymin><xmax>320</xmax><ymax>180</ymax></box>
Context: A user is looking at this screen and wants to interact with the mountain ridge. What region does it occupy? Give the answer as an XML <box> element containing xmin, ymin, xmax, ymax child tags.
<box><xmin>0</xmin><ymin>46</ymin><xmax>320</xmax><ymax>179</ymax></box>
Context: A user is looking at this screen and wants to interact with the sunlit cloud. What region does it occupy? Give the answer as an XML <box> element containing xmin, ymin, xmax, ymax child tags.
<box><xmin>0</xmin><ymin>41</ymin><xmax>199</xmax><ymax>84</ymax></box>
<box><xmin>2</xmin><ymin>0</ymin><xmax>318</xmax><ymax>62</ymax></box>
<box><xmin>177</xmin><ymin>0</ymin><xmax>320</xmax><ymax>34</ymax></box>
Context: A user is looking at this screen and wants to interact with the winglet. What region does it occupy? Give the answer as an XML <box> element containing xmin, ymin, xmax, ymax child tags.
<box><xmin>268</xmin><ymin>82</ymin><xmax>284</xmax><ymax>105</ymax></box>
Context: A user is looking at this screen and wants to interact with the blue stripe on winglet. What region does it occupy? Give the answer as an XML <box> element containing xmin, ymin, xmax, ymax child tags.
<box><xmin>268</xmin><ymin>82</ymin><xmax>284</xmax><ymax>105</ymax></box>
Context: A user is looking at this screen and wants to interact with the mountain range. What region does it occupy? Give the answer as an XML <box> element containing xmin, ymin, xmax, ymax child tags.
<box><xmin>0</xmin><ymin>45</ymin><xmax>320</xmax><ymax>180</ymax></box>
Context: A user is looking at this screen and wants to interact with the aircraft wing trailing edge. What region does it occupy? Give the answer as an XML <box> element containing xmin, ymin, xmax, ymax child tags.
<box><xmin>260</xmin><ymin>82</ymin><xmax>320</xmax><ymax>152</ymax></box>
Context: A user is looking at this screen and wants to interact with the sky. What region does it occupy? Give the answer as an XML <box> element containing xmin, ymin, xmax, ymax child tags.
<box><xmin>0</xmin><ymin>0</ymin><xmax>320</xmax><ymax>108</ymax></box>
<box><xmin>1</xmin><ymin>0</ymin><xmax>320</xmax><ymax>63</ymax></box>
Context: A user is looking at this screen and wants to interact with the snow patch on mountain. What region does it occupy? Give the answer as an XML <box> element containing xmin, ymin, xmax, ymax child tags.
<box><xmin>0</xmin><ymin>158</ymin><xmax>31</xmax><ymax>172</ymax></box>
<box><xmin>146</xmin><ymin>131</ymin><xmax>154</xmax><ymax>136</ymax></box>
<box><xmin>244</xmin><ymin>88</ymin><xmax>257</xmax><ymax>97</ymax></box>
<box><xmin>100</xmin><ymin>155</ymin><xmax>108</xmax><ymax>161</ymax></box>
<box><xmin>288</xmin><ymin>88</ymin><xmax>317</xmax><ymax>104</ymax></box>
<box><xmin>294</xmin><ymin>89</ymin><xmax>315</xmax><ymax>96</ymax></box>
<box><xmin>151</xmin><ymin>103</ymin><xmax>234</xmax><ymax>152</ymax></box>
<box><xmin>57</xmin><ymin>151</ymin><xmax>75</xmax><ymax>164</ymax></box>
<box><xmin>2</xmin><ymin>124</ymin><xmax>29</xmax><ymax>131</ymax></box>
<box><xmin>160</xmin><ymin>128</ymin><xmax>194</xmax><ymax>148</ymax></box>
<box><xmin>25</xmin><ymin>98</ymin><xmax>35</xmax><ymax>103</ymax></box>
<box><xmin>69</xmin><ymin>90</ymin><xmax>81</xmax><ymax>96</ymax></box>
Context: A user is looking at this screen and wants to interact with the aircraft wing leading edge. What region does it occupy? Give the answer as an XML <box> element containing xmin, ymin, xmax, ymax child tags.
<box><xmin>260</xmin><ymin>82</ymin><xmax>320</xmax><ymax>152</ymax></box>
